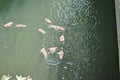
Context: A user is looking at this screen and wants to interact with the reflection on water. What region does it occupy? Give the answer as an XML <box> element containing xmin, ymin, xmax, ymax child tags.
<box><xmin>0</xmin><ymin>0</ymin><xmax>119</xmax><ymax>80</ymax></box>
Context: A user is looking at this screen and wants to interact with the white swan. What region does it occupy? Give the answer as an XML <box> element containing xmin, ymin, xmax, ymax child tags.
<box><xmin>57</xmin><ymin>47</ymin><xmax>64</xmax><ymax>60</ymax></box>
<box><xmin>26</xmin><ymin>76</ymin><xmax>32</xmax><ymax>80</ymax></box>
<box><xmin>3</xmin><ymin>22</ymin><xmax>13</xmax><ymax>28</ymax></box>
<box><xmin>60</xmin><ymin>35</ymin><xmax>65</xmax><ymax>42</ymax></box>
<box><xmin>48</xmin><ymin>47</ymin><xmax>58</xmax><ymax>54</ymax></box>
<box><xmin>1</xmin><ymin>75</ymin><xmax>12</xmax><ymax>80</ymax></box>
<box><xmin>45</xmin><ymin>18</ymin><xmax>52</xmax><ymax>24</ymax></box>
<box><xmin>16</xmin><ymin>75</ymin><xmax>26</xmax><ymax>80</ymax></box>
<box><xmin>15</xmin><ymin>24</ymin><xmax>26</xmax><ymax>28</ymax></box>
<box><xmin>38</xmin><ymin>28</ymin><xmax>46</xmax><ymax>34</ymax></box>
<box><xmin>49</xmin><ymin>25</ymin><xmax>65</xmax><ymax>31</ymax></box>
<box><xmin>40</xmin><ymin>45</ymin><xmax>47</xmax><ymax>59</ymax></box>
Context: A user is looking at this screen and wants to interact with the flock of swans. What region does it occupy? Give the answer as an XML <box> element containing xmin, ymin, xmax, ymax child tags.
<box><xmin>39</xmin><ymin>18</ymin><xmax>65</xmax><ymax>60</ymax></box>
<box><xmin>1</xmin><ymin>18</ymin><xmax>65</xmax><ymax>80</ymax></box>
<box><xmin>3</xmin><ymin>18</ymin><xmax>65</xmax><ymax>60</ymax></box>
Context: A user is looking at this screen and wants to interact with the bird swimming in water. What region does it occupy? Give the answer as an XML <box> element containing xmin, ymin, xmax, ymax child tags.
<box><xmin>26</xmin><ymin>76</ymin><xmax>32</xmax><ymax>80</ymax></box>
<box><xmin>15</xmin><ymin>24</ymin><xmax>26</xmax><ymax>28</ymax></box>
<box><xmin>45</xmin><ymin>18</ymin><xmax>52</xmax><ymax>24</ymax></box>
<box><xmin>38</xmin><ymin>28</ymin><xmax>46</xmax><ymax>34</ymax></box>
<box><xmin>57</xmin><ymin>47</ymin><xmax>64</xmax><ymax>60</ymax></box>
<box><xmin>40</xmin><ymin>45</ymin><xmax>47</xmax><ymax>59</ymax></box>
<box><xmin>3</xmin><ymin>22</ymin><xmax>14</xmax><ymax>28</ymax></box>
<box><xmin>16</xmin><ymin>75</ymin><xmax>26</xmax><ymax>80</ymax></box>
<box><xmin>48</xmin><ymin>25</ymin><xmax>65</xmax><ymax>31</ymax></box>
<box><xmin>48</xmin><ymin>47</ymin><xmax>58</xmax><ymax>54</ymax></box>
<box><xmin>60</xmin><ymin>35</ymin><xmax>65</xmax><ymax>43</ymax></box>
<box><xmin>1</xmin><ymin>75</ymin><xmax>12</xmax><ymax>80</ymax></box>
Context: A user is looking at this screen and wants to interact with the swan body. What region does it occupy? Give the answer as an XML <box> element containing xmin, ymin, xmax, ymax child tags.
<box><xmin>48</xmin><ymin>47</ymin><xmax>58</xmax><ymax>54</ymax></box>
<box><xmin>60</xmin><ymin>35</ymin><xmax>65</xmax><ymax>42</ymax></box>
<box><xmin>3</xmin><ymin>22</ymin><xmax>13</xmax><ymax>28</ymax></box>
<box><xmin>16</xmin><ymin>75</ymin><xmax>26</xmax><ymax>80</ymax></box>
<box><xmin>45</xmin><ymin>18</ymin><xmax>52</xmax><ymax>24</ymax></box>
<box><xmin>40</xmin><ymin>45</ymin><xmax>47</xmax><ymax>59</ymax></box>
<box><xmin>38</xmin><ymin>28</ymin><xmax>46</xmax><ymax>34</ymax></box>
<box><xmin>57</xmin><ymin>48</ymin><xmax>64</xmax><ymax>60</ymax></box>
<box><xmin>15</xmin><ymin>24</ymin><xmax>26</xmax><ymax>28</ymax></box>
<box><xmin>49</xmin><ymin>25</ymin><xmax>65</xmax><ymax>31</ymax></box>
<box><xmin>1</xmin><ymin>75</ymin><xmax>11</xmax><ymax>80</ymax></box>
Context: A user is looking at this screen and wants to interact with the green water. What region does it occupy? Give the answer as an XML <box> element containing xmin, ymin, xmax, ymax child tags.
<box><xmin>0</xmin><ymin>0</ymin><xmax>119</xmax><ymax>80</ymax></box>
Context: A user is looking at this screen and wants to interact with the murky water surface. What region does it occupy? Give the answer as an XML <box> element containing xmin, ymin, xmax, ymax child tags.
<box><xmin>0</xmin><ymin>0</ymin><xmax>119</xmax><ymax>80</ymax></box>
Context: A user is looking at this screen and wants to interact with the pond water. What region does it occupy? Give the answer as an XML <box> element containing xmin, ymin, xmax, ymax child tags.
<box><xmin>0</xmin><ymin>0</ymin><xmax>119</xmax><ymax>80</ymax></box>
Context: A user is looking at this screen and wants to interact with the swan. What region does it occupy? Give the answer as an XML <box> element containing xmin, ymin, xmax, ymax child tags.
<box><xmin>49</xmin><ymin>25</ymin><xmax>65</xmax><ymax>31</ymax></box>
<box><xmin>16</xmin><ymin>75</ymin><xmax>26</xmax><ymax>80</ymax></box>
<box><xmin>60</xmin><ymin>35</ymin><xmax>65</xmax><ymax>42</ymax></box>
<box><xmin>48</xmin><ymin>47</ymin><xmax>58</xmax><ymax>54</ymax></box>
<box><xmin>57</xmin><ymin>47</ymin><xmax>64</xmax><ymax>60</ymax></box>
<box><xmin>40</xmin><ymin>45</ymin><xmax>47</xmax><ymax>59</ymax></box>
<box><xmin>15</xmin><ymin>24</ymin><xmax>26</xmax><ymax>28</ymax></box>
<box><xmin>3</xmin><ymin>22</ymin><xmax>13</xmax><ymax>28</ymax></box>
<box><xmin>26</xmin><ymin>76</ymin><xmax>32</xmax><ymax>80</ymax></box>
<box><xmin>45</xmin><ymin>18</ymin><xmax>52</xmax><ymax>24</ymax></box>
<box><xmin>38</xmin><ymin>28</ymin><xmax>46</xmax><ymax>34</ymax></box>
<box><xmin>1</xmin><ymin>75</ymin><xmax>12</xmax><ymax>80</ymax></box>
